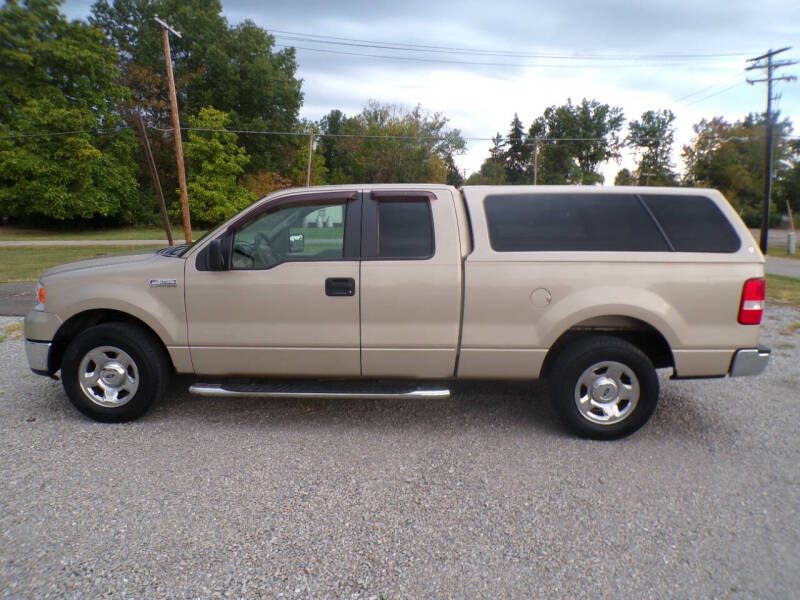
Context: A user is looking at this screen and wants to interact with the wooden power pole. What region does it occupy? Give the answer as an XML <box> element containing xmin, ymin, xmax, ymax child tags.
<box><xmin>155</xmin><ymin>15</ymin><xmax>192</xmax><ymax>244</ymax></box>
<box><xmin>133</xmin><ymin>112</ymin><xmax>174</xmax><ymax>246</ymax></box>
<box><xmin>305</xmin><ymin>132</ymin><xmax>314</xmax><ymax>187</ymax></box>
<box><xmin>746</xmin><ymin>47</ymin><xmax>797</xmax><ymax>253</ymax></box>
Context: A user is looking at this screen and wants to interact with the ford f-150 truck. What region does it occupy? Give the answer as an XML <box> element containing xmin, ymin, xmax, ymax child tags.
<box><xmin>24</xmin><ymin>185</ymin><xmax>770</xmax><ymax>438</ymax></box>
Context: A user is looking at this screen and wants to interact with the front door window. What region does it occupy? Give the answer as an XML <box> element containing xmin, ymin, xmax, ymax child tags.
<box><xmin>232</xmin><ymin>202</ymin><xmax>346</xmax><ymax>269</ymax></box>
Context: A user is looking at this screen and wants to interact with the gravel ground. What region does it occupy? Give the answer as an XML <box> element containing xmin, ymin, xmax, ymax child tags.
<box><xmin>1</xmin><ymin>306</ymin><xmax>799</xmax><ymax>599</ymax></box>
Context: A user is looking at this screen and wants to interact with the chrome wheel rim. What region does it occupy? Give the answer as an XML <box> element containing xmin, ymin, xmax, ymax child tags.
<box><xmin>574</xmin><ymin>360</ymin><xmax>639</xmax><ymax>425</ymax></box>
<box><xmin>77</xmin><ymin>346</ymin><xmax>139</xmax><ymax>408</ymax></box>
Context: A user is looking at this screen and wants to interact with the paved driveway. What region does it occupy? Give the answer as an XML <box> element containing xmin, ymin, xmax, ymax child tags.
<box><xmin>0</xmin><ymin>283</ymin><xmax>35</xmax><ymax>317</ymax></box>
<box><xmin>765</xmin><ymin>256</ymin><xmax>800</xmax><ymax>279</ymax></box>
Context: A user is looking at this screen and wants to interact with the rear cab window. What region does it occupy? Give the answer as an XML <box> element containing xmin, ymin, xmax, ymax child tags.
<box><xmin>484</xmin><ymin>193</ymin><xmax>669</xmax><ymax>252</ymax></box>
<box><xmin>363</xmin><ymin>192</ymin><xmax>435</xmax><ymax>260</ymax></box>
<box><xmin>483</xmin><ymin>192</ymin><xmax>740</xmax><ymax>254</ymax></box>
<box><xmin>639</xmin><ymin>194</ymin><xmax>740</xmax><ymax>253</ymax></box>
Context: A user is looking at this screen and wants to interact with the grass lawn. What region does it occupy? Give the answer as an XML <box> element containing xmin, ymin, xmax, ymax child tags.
<box><xmin>0</xmin><ymin>225</ymin><xmax>205</xmax><ymax>241</ymax></box>
<box><xmin>766</xmin><ymin>274</ymin><xmax>800</xmax><ymax>306</ymax></box>
<box><xmin>0</xmin><ymin>245</ymin><xmax>156</xmax><ymax>282</ymax></box>
<box><xmin>767</xmin><ymin>246</ymin><xmax>800</xmax><ymax>260</ymax></box>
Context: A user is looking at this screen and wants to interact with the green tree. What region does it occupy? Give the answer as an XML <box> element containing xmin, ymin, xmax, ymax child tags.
<box><xmin>775</xmin><ymin>139</ymin><xmax>800</xmax><ymax>228</ymax></box>
<box><xmin>316</xmin><ymin>102</ymin><xmax>465</xmax><ymax>184</ymax></box>
<box><xmin>614</xmin><ymin>168</ymin><xmax>636</xmax><ymax>186</ymax></box>
<box><xmin>528</xmin><ymin>99</ymin><xmax>623</xmax><ymax>184</ymax></box>
<box><xmin>627</xmin><ymin>109</ymin><xmax>677</xmax><ymax>185</ymax></box>
<box><xmin>317</xmin><ymin>109</ymin><xmax>351</xmax><ymax>184</ymax></box>
<box><xmin>183</xmin><ymin>107</ymin><xmax>254</xmax><ymax>225</ymax></box>
<box><xmin>528</xmin><ymin>114</ymin><xmax>576</xmax><ymax>184</ymax></box>
<box><xmin>465</xmin><ymin>161</ymin><xmax>507</xmax><ymax>184</ymax></box>
<box><xmin>444</xmin><ymin>153</ymin><xmax>464</xmax><ymax>187</ymax></box>
<box><xmin>290</xmin><ymin>128</ymin><xmax>328</xmax><ymax>187</ymax></box>
<box><xmin>504</xmin><ymin>114</ymin><xmax>530</xmax><ymax>184</ymax></box>
<box><xmin>0</xmin><ymin>0</ymin><xmax>139</xmax><ymax>222</ymax></box>
<box><xmin>489</xmin><ymin>133</ymin><xmax>506</xmax><ymax>163</ymax></box>
<box><xmin>90</xmin><ymin>0</ymin><xmax>302</xmax><ymax>174</ymax></box>
<box><xmin>683</xmin><ymin>114</ymin><xmax>791</xmax><ymax>226</ymax></box>
<box><xmin>572</xmin><ymin>99</ymin><xmax>624</xmax><ymax>184</ymax></box>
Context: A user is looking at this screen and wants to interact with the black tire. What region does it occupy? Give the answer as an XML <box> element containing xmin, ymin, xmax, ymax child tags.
<box><xmin>61</xmin><ymin>323</ymin><xmax>170</xmax><ymax>422</ymax></box>
<box><xmin>548</xmin><ymin>335</ymin><xmax>659</xmax><ymax>439</ymax></box>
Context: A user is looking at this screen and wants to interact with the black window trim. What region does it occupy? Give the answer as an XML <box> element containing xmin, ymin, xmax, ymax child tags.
<box><xmin>361</xmin><ymin>191</ymin><xmax>436</xmax><ymax>261</ymax></box>
<box><xmin>635</xmin><ymin>194</ymin><xmax>676</xmax><ymax>252</ymax></box>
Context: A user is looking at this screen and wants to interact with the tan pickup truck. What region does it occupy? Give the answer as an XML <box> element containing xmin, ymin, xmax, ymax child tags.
<box><xmin>24</xmin><ymin>185</ymin><xmax>770</xmax><ymax>438</ymax></box>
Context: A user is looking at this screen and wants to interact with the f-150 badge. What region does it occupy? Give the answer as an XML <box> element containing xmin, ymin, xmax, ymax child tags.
<box><xmin>148</xmin><ymin>278</ymin><xmax>177</xmax><ymax>288</ymax></box>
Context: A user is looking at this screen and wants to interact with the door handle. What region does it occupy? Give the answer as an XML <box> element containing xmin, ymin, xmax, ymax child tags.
<box><xmin>325</xmin><ymin>277</ymin><xmax>356</xmax><ymax>297</ymax></box>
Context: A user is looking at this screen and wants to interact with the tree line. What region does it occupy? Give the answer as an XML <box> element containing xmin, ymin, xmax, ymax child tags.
<box><xmin>1</xmin><ymin>0</ymin><xmax>798</xmax><ymax>228</ymax></box>
<box><xmin>469</xmin><ymin>104</ymin><xmax>799</xmax><ymax>226</ymax></box>
<box><xmin>0</xmin><ymin>0</ymin><xmax>465</xmax><ymax>226</ymax></box>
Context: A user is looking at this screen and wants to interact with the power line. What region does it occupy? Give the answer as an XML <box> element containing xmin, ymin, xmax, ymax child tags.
<box><xmin>150</xmin><ymin>126</ymin><xmax>615</xmax><ymax>143</ymax></box>
<box><xmin>683</xmin><ymin>81</ymin><xmax>747</xmax><ymax>106</ymax></box>
<box><xmin>0</xmin><ymin>125</ymin><xmax>763</xmax><ymax>147</ymax></box>
<box><xmin>0</xmin><ymin>127</ymin><xmax>132</xmax><ymax>140</ymax></box>
<box><xmin>276</xmin><ymin>44</ymin><xmax>732</xmax><ymax>69</ymax></box>
<box><xmin>671</xmin><ymin>73</ymin><xmax>743</xmax><ymax>103</ymax></box>
<box><xmin>269</xmin><ymin>29</ymin><xmax>753</xmax><ymax>61</ymax></box>
<box><xmin>1</xmin><ymin>125</ymin><xmax>611</xmax><ymax>143</ymax></box>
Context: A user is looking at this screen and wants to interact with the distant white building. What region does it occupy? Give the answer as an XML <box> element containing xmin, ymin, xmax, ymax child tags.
<box><xmin>304</xmin><ymin>205</ymin><xmax>343</xmax><ymax>228</ymax></box>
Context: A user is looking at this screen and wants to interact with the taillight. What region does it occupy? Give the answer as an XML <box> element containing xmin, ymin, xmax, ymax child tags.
<box><xmin>738</xmin><ymin>277</ymin><xmax>765</xmax><ymax>325</ymax></box>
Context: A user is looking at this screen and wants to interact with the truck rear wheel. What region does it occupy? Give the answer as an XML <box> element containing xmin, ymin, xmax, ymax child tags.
<box><xmin>61</xmin><ymin>323</ymin><xmax>170</xmax><ymax>422</ymax></box>
<box><xmin>548</xmin><ymin>335</ymin><xmax>659</xmax><ymax>439</ymax></box>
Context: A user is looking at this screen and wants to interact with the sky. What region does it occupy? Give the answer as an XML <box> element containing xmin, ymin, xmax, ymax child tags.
<box><xmin>61</xmin><ymin>0</ymin><xmax>800</xmax><ymax>183</ymax></box>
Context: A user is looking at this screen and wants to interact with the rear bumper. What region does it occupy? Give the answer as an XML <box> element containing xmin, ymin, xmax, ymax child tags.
<box><xmin>729</xmin><ymin>346</ymin><xmax>771</xmax><ymax>377</ymax></box>
<box><xmin>25</xmin><ymin>340</ymin><xmax>51</xmax><ymax>375</ymax></box>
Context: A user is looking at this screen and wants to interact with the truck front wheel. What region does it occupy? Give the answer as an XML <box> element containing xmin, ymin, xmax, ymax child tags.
<box><xmin>549</xmin><ymin>335</ymin><xmax>659</xmax><ymax>439</ymax></box>
<box><xmin>61</xmin><ymin>323</ymin><xmax>170</xmax><ymax>422</ymax></box>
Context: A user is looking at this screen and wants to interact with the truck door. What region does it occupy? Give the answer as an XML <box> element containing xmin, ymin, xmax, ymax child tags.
<box><xmin>185</xmin><ymin>190</ymin><xmax>362</xmax><ymax>377</ymax></box>
<box><xmin>359</xmin><ymin>189</ymin><xmax>463</xmax><ymax>377</ymax></box>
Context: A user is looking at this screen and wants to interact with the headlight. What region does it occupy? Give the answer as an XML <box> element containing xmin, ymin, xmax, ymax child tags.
<box><xmin>33</xmin><ymin>282</ymin><xmax>46</xmax><ymax>312</ymax></box>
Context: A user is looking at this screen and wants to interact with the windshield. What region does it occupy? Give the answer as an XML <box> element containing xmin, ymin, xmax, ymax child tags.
<box><xmin>177</xmin><ymin>228</ymin><xmax>217</xmax><ymax>257</ymax></box>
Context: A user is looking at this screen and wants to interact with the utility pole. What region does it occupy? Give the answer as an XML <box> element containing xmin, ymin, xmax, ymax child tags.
<box><xmin>746</xmin><ymin>47</ymin><xmax>797</xmax><ymax>253</ymax></box>
<box><xmin>305</xmin><ymin>132</ymin><xmax>314</xmax><ymax>187</ymax></box>
<box><xmin>532</xmin><ymin>137</ymin><xmax>539</xmax><ymax>185</ymax></box>
<box><xmin>133</xmin><ymin>112</ymin><xmax>174</xmax><ymax>246</ymax></box>
<box><xmin>155</xmin><ymin>15</ymin><xmax>192</xmax><ymax>244</ymax></box>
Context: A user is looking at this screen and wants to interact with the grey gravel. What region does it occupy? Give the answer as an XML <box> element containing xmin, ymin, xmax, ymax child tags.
<box><xmin>1</xmin><ymin>306</ymin><xmax>799</xmax><ymax>599</ymax></box>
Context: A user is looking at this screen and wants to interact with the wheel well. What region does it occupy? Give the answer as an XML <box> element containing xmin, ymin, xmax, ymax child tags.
<box><xmin>540</xmin><ymin>316</ymin><xmax>673</xmax><ymax>379</ymax></box>
<box><xmin>48</xmin><ymin>309</ymin><xmax>174</xmax><ymax>374</ymax></box>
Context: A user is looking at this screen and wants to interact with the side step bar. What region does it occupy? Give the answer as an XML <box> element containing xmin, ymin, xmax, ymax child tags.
<box><xmin>189</xmin><ymin>382</ymin><xmax>451</xmax><ymax>400</ymax></box>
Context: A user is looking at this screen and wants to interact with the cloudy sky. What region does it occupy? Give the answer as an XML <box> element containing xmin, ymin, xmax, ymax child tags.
<box><xmin>62</xmin><ymin>0</ymin><xmax>799</xmax><ymax>183</ymax></box>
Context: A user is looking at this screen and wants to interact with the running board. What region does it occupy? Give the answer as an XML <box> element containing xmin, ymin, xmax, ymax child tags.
<box><xmin>188</xmin><ymin>382</ymin><xmax>451</xmax><ymax>400</ymax></box>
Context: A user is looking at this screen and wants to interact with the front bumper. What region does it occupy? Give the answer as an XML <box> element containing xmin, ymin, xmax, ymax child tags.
<box><xmin>25</xmin><ymin>340</ymin><xmax>51</xmax><ymax>375</ymax></box>
<box><xmin>729</xmin><ymin>346</ymin><xmax>771</xmax><ymax>377</ymax></box>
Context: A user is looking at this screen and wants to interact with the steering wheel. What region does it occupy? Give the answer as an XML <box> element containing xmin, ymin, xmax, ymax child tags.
<box><xmin>253</xmin><ymin>232</ymin><xmax>278</xmax><ymax>267</ymax></box>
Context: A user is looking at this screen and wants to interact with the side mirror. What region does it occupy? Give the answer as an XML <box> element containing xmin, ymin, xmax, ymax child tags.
<box><xmin>289</xmin><ymin>233</ymin><xmax>305</xmax><ymax>253</ymax></box>
<box><xmin>208</xmin><ymin>238</ymin><xmax>226</xmax><ymax>270</ymax></box>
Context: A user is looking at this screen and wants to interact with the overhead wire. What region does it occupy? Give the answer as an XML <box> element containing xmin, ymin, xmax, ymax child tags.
<box><xmin>672</xmin><ymin>73</ymin><xmax>745</xmax><ymax>103</ymax></box>
<box><xmin>0</xmin><ymin>127</ymin><xmax>131</xmax><ymax>140</ymax></box>
<box><xmin>683</xmin><ymin>82</ymin><xmax>748</xmax><ymax>106</ymax></box>
<box><xmin>269</xmin><ymin>29</ymin><xmax>753</xmax><ymax>61</ymax></box>
<box><xmin>275</xmin><ymin>44</ymin><xmax>732</xmax><ymax>69</ymax></box>
<box><xmin>1</xmin><ymin>125</ymin><xmax>612</xmax><ymax>143</ymax></box>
